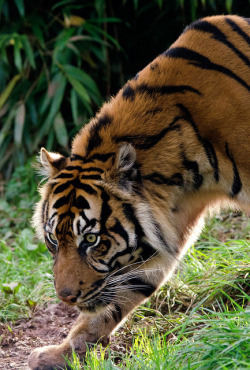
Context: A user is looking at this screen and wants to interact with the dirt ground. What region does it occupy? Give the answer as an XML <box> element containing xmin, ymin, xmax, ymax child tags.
<box><xmin>0</xmin><ymin>302</ymin><xmax>79</xmax><ymax>369</ymax></box>
<box><xmin>0</xmin><ymin>302</ymin><xmax>129</xmax><ymax>370</ymax></box>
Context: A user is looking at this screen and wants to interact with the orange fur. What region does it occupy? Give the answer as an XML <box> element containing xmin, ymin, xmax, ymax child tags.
<box><xmin>29</xmin><ymin>15</ymin><xmax>250</xmax><ymax>370</ymax></box>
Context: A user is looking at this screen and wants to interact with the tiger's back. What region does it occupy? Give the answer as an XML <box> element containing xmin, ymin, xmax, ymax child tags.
<box><xmin>74</xmin><ymin>14</ymin><xmax>250</xmax><ymax>167</ymax></box>
<box><xmin>29</xmin><ymin>15</ymin><xmax>250</xmax><ymax>370</ymax></box>
<box><xmin>72</xmin><ymin>15</ymin><xmax>250</xmax><ymax>212</ymax></box>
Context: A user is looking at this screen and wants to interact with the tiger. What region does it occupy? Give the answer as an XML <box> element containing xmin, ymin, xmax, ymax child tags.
<box><xmin>28</xmin><ymin>14</ymin><xmax>250</xmax><ymax>370</ymax></box>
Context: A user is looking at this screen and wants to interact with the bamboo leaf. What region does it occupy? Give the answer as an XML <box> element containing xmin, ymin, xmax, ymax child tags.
<box><xmin>0</xmin><ymin>0</ymin><xmax>5</xmax><ymax>16</ymax></box>
<box><xmin>14</xmin><ymin>102</ymin><xmax>25</xmax><ymax>147</ymax></box>
<box><xmin>0</xmin><ymin>108</ymin><xmax>17</xmax><ymax>147</ymax></box>
<box><xmin>31</xmin><ymin>21</ymin><xmax>45</xmax><ymax>48</ymax></box>
<box><xmin>54</xmin><ymin>112</ymin><xmax>68</xmax><ymax>148</ymax></box>
<box><xmin>0</xmin><ymin>74</ymin><xmax>20</xmax><ymax>109</ymax></box>
<box><xmin>21</xmin><ymin>35</ymin><xmax>36</xmax><ymax>68</ymax></box>
<box><xmin>70</xmin><ymin>88</ymin><xmax>78</xmax><ymax>126</ymax></box>
<box><xmin>33</xmin><ymin>73</ymin><xmax>66</xmax><ymax>150</ymax></box>
<box><xmin>63</xmin><ymin>65</ymin><xmax>99</xmax><ymax>93</ymax></box>
<box><xmin>14</xmin><ymin>0</ymin><xmax>25</xmax><ymax>17</ymax></box>
<box><xmin>14</xmin><ymin>36</ymin><xmax>22</xmax><ymax>72</ymax></box>
<box><xmin>226</xmin><ymin>0</ymin><xmax>233</xmax><ymax>12</ymax></box>
<box><xmin>46</xmin><ymin>129</ymin><xmax>55</xmax><ymax>151</ymax></box>
<box><xmin>90</xmin><ymin>17</ymin><xmax>121</xmax><ymax>23</ymax></box>
<box><xmin>67</xmin><ymin>76</ymin><xmax>91</xmax><ymax>104</ymax></box>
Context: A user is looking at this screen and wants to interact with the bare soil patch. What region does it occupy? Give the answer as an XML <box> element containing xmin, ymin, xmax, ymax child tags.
<box><xmin>0</xmin><ymin>302</ymin><xmax>129</xmax><ymax>370</ymax></box>
<box><xmin>0</xmin><ymin>302</ymin><xmax>79</xmax><ymax>369</ymax></box>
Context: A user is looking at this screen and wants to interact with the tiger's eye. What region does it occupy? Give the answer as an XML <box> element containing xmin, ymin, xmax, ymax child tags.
<box><xmin>85</xmin><ymin>233</ymin><xmax>97</xmax><ymax>244</ymax></box>
<box><xmin>47</xmin><ymin>232</ymin><xmax>58</xmax><ymax>245</ymax></box>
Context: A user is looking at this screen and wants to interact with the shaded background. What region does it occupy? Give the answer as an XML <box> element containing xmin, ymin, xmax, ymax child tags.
<box><xmin>0</xmin><ymin>0</ymin><xmax>249</xmax><ymax>178</ymax></box>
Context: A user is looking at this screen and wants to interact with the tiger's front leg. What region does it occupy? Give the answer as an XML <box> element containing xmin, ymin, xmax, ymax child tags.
<box><xmin>28</xmin><ymin>268</ymin><xmax>165</xmax><ymax>370</ymax></box>
<box><xmin>27</xmin><ymin>313</ymin><xmax>111</xmax><ymax>370</ymax></box>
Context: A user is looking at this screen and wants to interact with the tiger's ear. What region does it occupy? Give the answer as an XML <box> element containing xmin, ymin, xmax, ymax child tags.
<box><xmin>115</xmin><ymin>143</ymin><xmax>139</xmax><ymax>190</ymax></box>
<box><xmin>40</xmin><ymin>148</ymin><xmax>67</xmax><ymax>178</ymax></box>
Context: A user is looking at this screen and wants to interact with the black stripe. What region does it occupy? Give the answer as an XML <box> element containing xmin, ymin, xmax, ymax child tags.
<box><xmin>77</xmin><ymin>182</ymin><xmax>97</xmax><ymax>195</ymax></box>
<box><xmin>70</xmin><ymin>154</ymin><xmax>85</xmax><ymax>161</ymax></box>
<box><xmin>55</xmin><ymin>167</ymin><xmax>104</xmax><ymax>180</ymax></box>
<box><xmin>53</xmin><ymin>195</ymin><xmax>71</xmax><ymax>209</ymax></box>
<box><xmin>65</xmin><ymin>166</ymin><xmax>84</xmax><ymax>172</ymax></box>
<box><xmin>51</xmin><ymin>156</ymin><xmax>67</xmax><ymax>171</ymax></box>
<box><xmin>125</xmin><ymin>277</ymin><xmax>156</xmax><ymax>297</ymax></box>
<box><xmin>90</xmin><ymin>278</ymin><xmax>105</xmax><ymax>289</ymax></box>
<box><xmin>110</xmin><ymin>219</ymin><xmax>129</xmax><ymax>247</ymax></box>
<box><xmin>123</xmin><ymin>85</ymin><xmax>135</xmax><ymax>100</ymax></box>
<box><xmin>88</xmin><ymin>152</ymin><xmax>115</xmax><ymax>162</ymax></box>
<box><xmin>115</xmin><ymin>117</ymin><xmax>181</xmax><ymax>150</ymax></box>
<box><xmin>81</xmin><ymin>167</ymin><xmax>104</xmax><ymax>173</ymax></box>
<box><xmin>80</xmin><ymin>174</ymin><xmax>102</xmax><ymax>180</ymax></box>
<box><xmin>112</xmin><ymin>304</ymin><xmax>122</xmax><ymax>322</ymax></box>
<box><xmin>122</xmin><ymin>202</ymin><xmax>172</xmax><ymax>254</ymax></box>
<box><xmin>122</xmin><ymin>203</ymin><xmax>144</xmax><ymax>238</ymax></box>
<box><xmin>89</xmin><ymin>263</ymin><xmax>109</xmax><ymax>273</ymax></box>
<box><xmin>81</xmin><ymin>286</ymin><xmax>103</xmax><ymax>301</ymax></box>
<box><xmin>100</xmin><ymin>190</ymin><xmax>112</xmax><ymax>234</ymax></box>
<box><xmin>86</xmin><ymin>115</ymin><xmax>112</xmax><ymax>155</ymax></box>
<box><xmin>225</xmin><ymin>18</ymin><xmax>250</xmax><ymax>45</ymax></box>
<box><xmin>44</xmin><ymin>236</ymin><xmax>56</xmax><ymax>254</ymax></box>
<box><xmin>140</xmin><ymin>240</ymin><xmax>157</xmax><ymax>261</ymax></box>
<box><xmin>49</xmin><ymin>211</ymin><xmax>57</xmax><ymax>223</ymax></box>
<box><xmin>177</xmin><ymin>104</ymin><xmax>219</xmax><ymax>182</ymax></box>
<box><xmin>137</xmin><ymin>84</ymin><xmax>201</xmax><ymax>96</ymax></box>
<box><xmin>182</xmin><ymin>157</ymin><xmax>203</xmax><ymax>190</ymax></box>
<box><xmin>57</xmin><ymin>210</ymin><xmax>75</xmax><ymax>223</ymax></box>
<box><xmin>143</xmin><ymin>172</ymin><xmax>184</xmax><ymax>187</ymax></box>
<box><xmin>186</xmin><ymin>20</ymin><xmax>250</xmax><ymax>67</ymax></box>
<box><xmin>123</xmin><ymin>84</ymin><xmax>201</xmax><ymax>101</ymax></box>
<box><xmin>108</xmin><ymin>249</ymin><xmax>131</xmax><ymax>269</ymax></box>
<box><xmin>73</xmin><ymin>195</ymin><xmax>90</xmax><ymax>210</ymax></box>
<box><xmin>77</xmin><ymin>220</ymin><xmax>81</xmax><ymax>235</ymax></box>
<box><xmin>165</xmin><ymin>47</ymin><xmax>250</xmax><ymax>91</ymax></box>
<box><xmin>55</xmin><ymin>172</ymin><xmax>74</xmax><ymax>179</ymax></box>
<box><xmin>225</xmin><ymin>142</ymin><xmax>242</xmax><ymax>197</ymax></box>
<box><xmin>53</xmin><ymin>182</ymin><xmax>72</xmax><ymax>194</ymax></box>
<box><xmin>42</xmin><ymin>199</ymin><xmax>48</xmax><ymax>224</ymax></box>
<box><xmin>152</xmin><ymin>218</ymin><xmax>173</xmax><ymax>253</ymax></box>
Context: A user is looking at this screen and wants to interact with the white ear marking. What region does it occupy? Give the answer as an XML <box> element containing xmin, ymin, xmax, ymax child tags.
<box><xmin>39</xmin><ymin>148</ymin><xmax>66</xmax><ymax>178</ymax></box>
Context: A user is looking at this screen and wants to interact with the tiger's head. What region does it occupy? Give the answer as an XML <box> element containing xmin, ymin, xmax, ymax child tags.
<box><xmin>33</xmin><ymin>143</ymin><xmax>163</xmax><ymax>314</ymax></box>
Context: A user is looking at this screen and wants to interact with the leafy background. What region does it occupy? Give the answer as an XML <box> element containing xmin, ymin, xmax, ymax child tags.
<box><xmin>0</xmin><ymin>0</ymin><xmax>249</xmax><ymax>178</ymax></box>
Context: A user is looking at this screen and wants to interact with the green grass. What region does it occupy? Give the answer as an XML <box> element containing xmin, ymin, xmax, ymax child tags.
<box><xmin>0</xmin><ymin>163</ymin><xmax>249</xmax><ymax>369</ymax></box>
<box><xmin>0</xmin><ymin>163</ymin><xmax>55</xmax><ymax>321</ymax></box>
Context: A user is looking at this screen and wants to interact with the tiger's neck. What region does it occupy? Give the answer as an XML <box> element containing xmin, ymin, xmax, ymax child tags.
<box><xmin>136</xmin><ymin>134</ymin><xmax>242</xmax><ymax>261</ymax></box>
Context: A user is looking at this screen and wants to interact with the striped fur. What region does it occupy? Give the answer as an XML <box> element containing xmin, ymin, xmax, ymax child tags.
<box><xmin>29</xmin><ymin>15</ymin><xmax>250</xmax><ymax>370</ymax></box>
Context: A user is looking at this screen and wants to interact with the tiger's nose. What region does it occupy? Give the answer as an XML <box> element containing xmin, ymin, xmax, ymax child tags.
<box><xmin>57</xmin><ymin>288</ymin><xmax>78</xmax><ymax>303</ymax></box>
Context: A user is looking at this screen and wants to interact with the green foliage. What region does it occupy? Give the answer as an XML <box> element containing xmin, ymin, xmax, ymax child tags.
<box><xmin>0</xmin><ymin>163</ymin><xmax>54</xmax><ymax>321</ymax></box>
<box><xmin>0</xmin><ymin>0</ymin><xmax>119</xmax><ymax>177</ymax></box>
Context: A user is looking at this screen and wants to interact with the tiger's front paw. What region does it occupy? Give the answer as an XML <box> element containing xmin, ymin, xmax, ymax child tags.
<box><xmin>28</xmin><ymin>344</ymin><xmax>71</xmax><ymax>370</ymax></box>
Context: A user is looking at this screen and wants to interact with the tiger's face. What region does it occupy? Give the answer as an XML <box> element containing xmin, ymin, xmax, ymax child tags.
<box><xmin>34</xmin><ymin>144</ymin><xmax>155</xmax><ymax>314</ymax></box>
